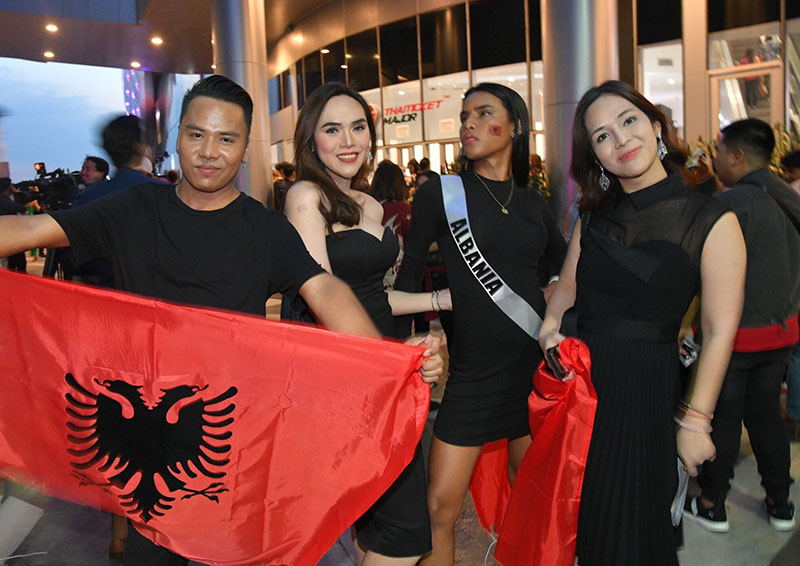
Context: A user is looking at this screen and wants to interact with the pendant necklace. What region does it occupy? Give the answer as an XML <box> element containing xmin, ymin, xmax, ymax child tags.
<box><xmin>474</xmin><ymin>171</ymin><xmax>514</xmax><ymax>214</ymax></box>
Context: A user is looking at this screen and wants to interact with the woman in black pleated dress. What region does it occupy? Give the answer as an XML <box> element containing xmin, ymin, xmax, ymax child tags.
<box><xmin>539</xmin><ymin>81</ymin><xmax>746</xmax><ymax>565</ymax></box>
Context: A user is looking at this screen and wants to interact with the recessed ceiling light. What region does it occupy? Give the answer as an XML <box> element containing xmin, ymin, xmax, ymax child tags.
<box><xmin>340</xmin><ymin>64</ymin><xmax>348</xmax><ymax>69</ymax></box>
<box><xmin>151</xmin><ymin>36</ymin><xmax>163</xmax><ymax>46</ymax></box>
<box><xmin>211</xmin><ymin>64</ymin><xmax>217</xmax><ymax>69</ymax></box>
<box><xmin>345</xmin><ymin>54</ymin><xmax>352</xmax><ymax>59</ymax></box>
<box><xmin>373</xmin><ymin>54</ymin><xmax>380</xmax><ymax>59</ymax></box>
<box><xmin>43</xmin><ymin>51</ymin><xmax>54</xmax><ymax>58</ymax></box>
<box><xmin>320</xmin><ymin>48</ymin><xmax>330</xmax><ymax>54</ymax></box>
<box><xmin>130</xmin><ymin>61</ymin><xmax>141</xmax><ymax>69</ymax></box>
<box><xmin>45</xmin><ymin>24</ymin><xmax>58</xmax><ymax>32</ymax></box>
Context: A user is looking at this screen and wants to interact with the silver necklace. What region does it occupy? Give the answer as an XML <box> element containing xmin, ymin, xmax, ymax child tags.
<box><xmin>474</xmin><ymin>171</ymin><xmax>514</xmax><ymax>214</ymax></box>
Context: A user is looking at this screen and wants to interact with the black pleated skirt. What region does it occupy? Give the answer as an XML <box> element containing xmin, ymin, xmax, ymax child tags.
<box><xmin>575</xmin><ymin>330</ymin><xmax>681</xmax><ymax>566</ymax></box>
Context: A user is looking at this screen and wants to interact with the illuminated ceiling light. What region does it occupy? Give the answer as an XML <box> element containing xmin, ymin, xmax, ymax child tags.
<box><xmin>43</xmin><ymin>50</ymin><xmax>55</xmax><ymax>58</ymax></box>
<box><xmin>130</xmin><ymin>61</ymin><xmax>141</xmax><ymax>68</ymax></box>
<box><xmin>345</xmin><ymin>53</ymin><xmax>352</xmax><ymax>59</ymax></box>
<box><xmin>320</xmin><ymin>48</ymin><xmax>330</xmax><ymax>54</ymax></box>
<box><xmin>340</xmin><ymin>64</ymin><xmax>348</xmax><ymax>69</ymax></box>
<box><xmin>398</xmin><ymin>90</ymin><xmax>406</xmax><ymax>95</ymax></box>
<box><xmin>373</xmin><ymin>54</ymin><xmax>380</xmax><ymax>59</ymax></box>
<box><xmin>45</xmin><ymin>24</ymin><xmax>58</xmax><ymax>32</ymax></box>
<box><xmin>151</xmin><ymin>36</ymin><xmax>163</xmax><ymax>46</ymax></box>
<box><xmin>667</xmin><ymin>78</ymin><xmax>677</xmax><ymax>85</ymax></box>
<box><xmin>211</xmin><ymin>64</ymin><xmax>217</xmax><ymax>69</ymax></box>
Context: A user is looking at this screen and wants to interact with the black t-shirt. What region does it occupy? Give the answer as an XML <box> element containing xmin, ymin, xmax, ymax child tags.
<box><xmin>51</xmin><ymin>182</ymin><xmax>324</xmax><ymax>315</ymax></box>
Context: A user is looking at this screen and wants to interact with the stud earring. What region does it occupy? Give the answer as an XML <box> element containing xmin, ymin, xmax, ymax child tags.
<box><xmin>656</xmin><ymin>133</ymin><xmax>668</xmax><ymax>160</ymax></box>
<box><xmin>241</xmin><ymin>160</ymin><xmax>247</xmax><ymax>167</ymax></box>
<box><xmin>599</xmin><ymin>165</ymin><xmax>610</xmax><ymax>192</ymax></box>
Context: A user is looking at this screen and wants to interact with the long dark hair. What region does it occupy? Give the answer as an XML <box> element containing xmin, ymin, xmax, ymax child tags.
<box><xmin>571</xmin><ymin>80</ymin><xmax>687</xmax><ymax>212</ymax></box>
<box><xmin>294</xmin><ymin>83</ymin><xmax>377</xmax><ymax>232</ymax></box>
<box><xmin>371</xmin><ymin>160</ymin><xmax>407</xmax><ymax>202</ymax></box>
<box><xmin>460</xmin><ymin>83</ymin><xmax>531</xmax><ymax>186</ymax></box>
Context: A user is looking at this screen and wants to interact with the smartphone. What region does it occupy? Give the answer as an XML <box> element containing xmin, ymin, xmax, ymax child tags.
<box><xmin>680</xmin><ymin>336</ymin><xmax>700</xmax><ymax>367</ymax></box>
<box><xmin>545</xmin><ymin>346</ymin><xmax>567</xmax><ymax>379</ymax></box>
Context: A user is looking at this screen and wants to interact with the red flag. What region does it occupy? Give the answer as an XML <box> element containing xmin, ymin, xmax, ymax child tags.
<box><xmin>468</xmin><ymin>439</ymin><xmax>510</xmax><ymax>536</ymax></box>
<box><xmin>0</xmin><ymin>270</ymin><xmax>429</xmax><ymax>566</ymax></box>
<box><xmin>495</xmin><ymin>337</ymin><xmax>596</xmax><ymax>566</ymax></box>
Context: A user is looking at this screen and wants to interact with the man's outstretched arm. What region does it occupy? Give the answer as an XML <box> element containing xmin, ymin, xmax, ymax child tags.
<box><xmin>0</xmin><ymin>215</ymin><xmax>69</xmax><ymax>257</ymax></box>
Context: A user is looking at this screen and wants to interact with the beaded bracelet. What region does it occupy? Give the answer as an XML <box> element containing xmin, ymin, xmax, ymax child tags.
<box><xmin>674</xmin><ymin>415</ymin><xmax>712</xmax><ymax>434</ymax></box>
<box><xmin>430</xmin><ymin>290</ymin><xmax>441</xmax><ymax>312</ymax></box>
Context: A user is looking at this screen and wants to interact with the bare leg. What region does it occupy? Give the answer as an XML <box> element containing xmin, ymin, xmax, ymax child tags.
<box><xmin>361</xmin><ymin>551</ymin><xmax>421</xmax><ymax>566</ymax></box>
<box><xmin>507</xmin><ymin>435</ymin><xmax>532</xmax><ymax>485</ymax></box>
<box><xmin>109</xmin><ymin>514</ymin><xmax>127</xmax><ymax>558</ymax></box>
<box><xmin>419</xmin><ymin>438</ymin><xmax>483</xmax><ymax>566</ymax></box>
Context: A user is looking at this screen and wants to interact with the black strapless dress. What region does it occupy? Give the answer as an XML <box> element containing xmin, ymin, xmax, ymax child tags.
<box><xmin>326</xmin><ymin>227</ymin><xmax>432</xmax><ymax>557</ymax></box>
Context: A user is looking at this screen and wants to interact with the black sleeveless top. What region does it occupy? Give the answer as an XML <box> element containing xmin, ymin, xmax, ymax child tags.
<box><xmin>326</xmin><ymin>226</ymin><xmax>400</xmax><ymax>338</ymax></box>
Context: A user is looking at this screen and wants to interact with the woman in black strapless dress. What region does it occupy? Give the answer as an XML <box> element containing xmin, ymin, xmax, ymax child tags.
<box><xmin>283</xmin><ymin>83</ymin><xmax>451</xmax><ymax>566</ymax></box>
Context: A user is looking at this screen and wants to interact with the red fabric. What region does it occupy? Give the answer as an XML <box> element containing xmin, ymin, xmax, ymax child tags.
<box><xmin>733</xmin><ymin>315</ymin><xmax>799</xmax><ymax>352</ymax></box>
<box><xmin>468</xmin><ymin>439</ymin><xmax>511</xmax><ymax>535</ymax></box>
<box><xmin>0</xmin><ymin>270</ymin><xmax>429</xmax><ymax>566</ymax></box>
<box><xmin>495</xmin><ymin>338</ymin><xmax>596</xmax><ymax>566</ymax></box>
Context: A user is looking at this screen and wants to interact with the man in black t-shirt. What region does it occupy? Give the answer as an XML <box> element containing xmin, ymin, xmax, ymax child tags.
<box><xmin>0</xmin><ymin>75</ymin><xmax>442</xmax><ymax>565</ymax></box>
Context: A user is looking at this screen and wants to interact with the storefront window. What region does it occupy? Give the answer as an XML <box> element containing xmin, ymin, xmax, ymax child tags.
<box><xmin>787</xmin><ymin>14</ymin><xmax>800</xmax><ymax>137</ymax></box>
<box><xmin>637</xmin><ymin>0</ymin><xmax>681</xmax><ymax>45</ymax></box>
<box><xmin>303</xmin><ymin>53</ymin><xmax>322</xmax><ymax>99</ymax></box>
<box><xmin>708</xmin><ymin>23</ymin><xmax>781</xmax><ymax>70</ymax></box>
<box><xmin>529</xmin><ymin>60</ymin><xmax>544</xmax><ymax>132</ymax></box>
<box><xmin>267</xmin><ymin>75</ymin><xmax>280</xmax><ymax>115</ymax></box>
<box><xmin>469</xmin><ymin>0</ymin><xmax>525</xmax><ymax>70</ymax></box>
<box><xmin>347</xmin><ymin>29</ymin><xmax>380</xmax><ymax>92</ymax></box>
<box><xmin>420</xmin><ymin>5</ymin><xmax>467</xmax><ymax>78</ymax></box>
<box><xmin>422</xmin><ymin>70</ymin><xmax>469</xmax><ymax>142</ymax></box>
<box><xmin>359</xmin><ymin>87</ymin><xmax>383</xmax><ymax>146</ymax></box>
<box><xmin>380</xmin><ymin>17</ymin><xmax>419</xmax><ymax>86</ymax></box>
<box><xmin>707</xmin><ymin>0</ymin><xmax>780</xmax><ymax>34</ymax></box>
<box><xmin>382</xmin><ymin>81</ymin><xmax>423</xmax><ymax>145</ymax></box>
<box><xmin>639</xmin><ymin>41</ymin><xmax>684</xmax><ymax>136</ymax></box>
<box><xmin>473</xmin><ymin>62</ymin><xmax>529</xmax><ymax>115</ymax></box>
<box><xmin>322</xmin><ymin>40</ymin><xmax>346</xmax><ymax>85</ymax></box>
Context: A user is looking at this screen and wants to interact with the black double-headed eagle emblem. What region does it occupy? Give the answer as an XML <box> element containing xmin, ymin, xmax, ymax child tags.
<box><xmin>64</xmin><ymin>373</ymin><xmax>238</xmax><ymax>522</ymax></box>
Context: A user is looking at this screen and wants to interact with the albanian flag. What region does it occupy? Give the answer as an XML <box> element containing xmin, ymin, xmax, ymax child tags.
<box><xmin>470</xmin><ymin>338</ymin><xmax>596</xmax><ymax>566</ymax></box>
<box><xmin>0</xmin><ymin>270</ymin><xmax>429</xmax><ymax>565</ymax></box>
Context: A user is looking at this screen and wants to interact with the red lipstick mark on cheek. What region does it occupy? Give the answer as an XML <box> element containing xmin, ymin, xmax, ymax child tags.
<box><xmin>489</xmin><ymin>125</ymin><xmax>502</xmax><ymax>137</ymax></box>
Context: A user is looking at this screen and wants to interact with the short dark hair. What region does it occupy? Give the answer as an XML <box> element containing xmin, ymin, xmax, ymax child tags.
<box><xmin>275</xmin><ymin>161</ymin><xmax>295</xmax><ymax>177</ymax></box>
<box><xmin>570</xmin><ymin>80</ymin><xmax>687</xmax><ymax>212</ymax></box>
<box><xmin>84</xmin><ymin>155</ymin><xmax>109</xmax><ymax>176</ymax></box>
<box><xmin>371</xmin><ymin>160</ymin><xmax>407</xmax><ymax>202</ymax></box>
<box><xmin>720</xmin><ymin>118</ymin><xmax>775</xmax><ymax>165</ymax></box>
<box><xmin>782</xmin><ymin>150</ymin><xmax>800</xmax><ymax>169</ymax></box>
<box><xmin>419</xmin><ymin>157</ymin><xmax>431</xmax><ymax>171</ymax></box>
<box><xmin>0</xmin><ymin>177</ymin><xmax>11</xmax><ymax>192</ymax></box>
<box><xmin>461</xmin><ymin>83</ymin><xmax>531</xmax><ymax>186</ymax></box>
<box><xmin>101</xmin><ymin>115</ymin><xmax>144</xmax><ymax>169</ymax></box>
<box><xmin>180</xmin><ymin>75</ymin><xmax>253</xmax><ymax>135</ymax></box>
<box><xmin>165</xmin><ymin>169</ymin><xmax>180</xmax><ymax>184</ymax></box>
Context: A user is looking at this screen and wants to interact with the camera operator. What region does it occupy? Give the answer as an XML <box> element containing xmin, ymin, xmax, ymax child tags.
<box><xmin>0</xmin><ymin>178</ymin><xmax>28</xmax><ymax>272</ymax></box>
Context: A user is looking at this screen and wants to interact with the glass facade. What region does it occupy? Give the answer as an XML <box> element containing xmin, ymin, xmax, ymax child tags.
<box><xmin>270</xmin><ymin>0</ymin><xmax>799</xmax><ymax>165</ymax></box>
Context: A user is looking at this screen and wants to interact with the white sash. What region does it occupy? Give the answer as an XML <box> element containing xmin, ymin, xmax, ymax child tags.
<box><xmin>440</xmin><ymin>175</ymin><xmax>543</xmax><ymax>340</ymax></box>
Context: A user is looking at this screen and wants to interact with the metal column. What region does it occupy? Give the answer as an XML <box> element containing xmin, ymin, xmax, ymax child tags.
<box><xmin>211</xmin><ymin>0</ymin><xmax>273</xmax><ymax>206</ymax></box>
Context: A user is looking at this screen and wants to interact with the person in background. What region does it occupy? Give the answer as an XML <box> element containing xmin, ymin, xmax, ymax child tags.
<box><xmin>540</xmin><ymin>80</ymin><xmax>744</xmax><ymax>565</ymax></box>
<box><xmin>397</xmin><ymin>83</ymin><xmax>567</xmax><ymax>566</ymax></box>
<box><xmin>164</xmin><ymin>169</ymin><xmax>180</xmax><ymax>185</ymax></box>
<box><xmin>273</xmin><ymin>161</ymin><xmax>296</xmax><ymax>210</ymax></box>
<box><xmin>80</xmin><ymin>156</ymin><xmax>109</xmax><ymax>187</ymax></box>
<box><xmin>688</xmin><ymin>119</ymin><xmax>800</xmax><ymax>533</ymax></box>
<box><xmin>0</xmin><ymin>178</ymin><xmax>27</xmax><ymax>272</ymax></box>
<box><xmin>406</xmin><ymin>158</ymin><xmax>421</xmax><ymax>188</ymax></box>
<box><xmin>781</xmin><ymin>150</ymin><xmax>800</xmax><ymax>194</ymax></box>
<box><xmin>370</xmin><ymin>160</ymin><xmax>411</xmax><ymax>292</ymax></box>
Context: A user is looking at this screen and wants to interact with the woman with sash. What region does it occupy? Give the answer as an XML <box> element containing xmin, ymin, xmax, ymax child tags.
<box><xmin>538</xmin><ymin>81</ymin><xmax>745</xmax><ymax>565</ymax></box>
<box><xmin>395</xmin><ymin>83</ymin><xmax>567</xmax><ymax>565</ymax></box>
<box><xmin>284</xmin><ymin>82</ymin><xmax>450</xmax><ymax>566</ymax></box>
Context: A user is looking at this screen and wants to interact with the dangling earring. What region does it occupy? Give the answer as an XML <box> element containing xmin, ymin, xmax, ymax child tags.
<box><xmin>241</xmin><ymin>159</ymin><xmax>247</xmax><ymax>167</ymax></box>
<box><xmin>367</xmin><ymin>150</ymin><xmax>373</xmax><ymax>162</ymax></box>
<box><xmin>599</xmin><ymin>165</ymin><xmax>610</xmax><ymax>192</ymax></box>
<box><xmin>459</xmin><ymin>148</ymin><xmax>466</xmax><ymax>159</ymax></box>
<box><xmin>656</xmin><ymin>133</ymin><xmax>668</xmax><ymax>160</ymax></box>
